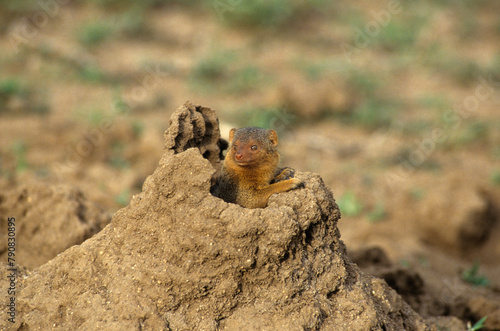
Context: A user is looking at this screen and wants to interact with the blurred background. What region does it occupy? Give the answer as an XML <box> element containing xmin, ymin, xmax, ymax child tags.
<box><xmin>1</xmin><ymin>0</ymin><xmax>499</xmax><ymax>328</ymax></box>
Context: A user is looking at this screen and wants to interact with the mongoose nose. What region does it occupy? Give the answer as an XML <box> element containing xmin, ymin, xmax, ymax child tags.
<box><xmin>235</xmin><ymin>153</ymin><xmax>243</xmax><ymax>160</ymax></box>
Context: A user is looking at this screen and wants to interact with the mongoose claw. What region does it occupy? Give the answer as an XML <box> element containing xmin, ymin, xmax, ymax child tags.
<box><xmin>274</xmin><ymin>167</ymin><xmax>295</xmax><ymax>182</ymax></box>
<box><xmin>290</xmin><ymin>178</ymin><xmax>304</xmax><ymax>189</ymax></box>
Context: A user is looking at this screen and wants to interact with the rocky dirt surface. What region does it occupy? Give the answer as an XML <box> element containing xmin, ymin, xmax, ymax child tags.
<box><xmin>0</xmin><ymin>183</ymin><xmax>110</xmax><ymax>269</ymax></box>
<box><xmin>2</xmin><ymin>104</ymin><xmax>434</xmax><ymax>330</ymax></box>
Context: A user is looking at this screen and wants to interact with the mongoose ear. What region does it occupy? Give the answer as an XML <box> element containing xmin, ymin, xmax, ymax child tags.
<box><xmin>268</xmin><ymin>129</ymin><xmax>278</xmax><ymax>147</ymax></box>
<box><xmin>229</xmin><ymin>128</ymin><xmax>237</xmax><ymax>142</ymax></box>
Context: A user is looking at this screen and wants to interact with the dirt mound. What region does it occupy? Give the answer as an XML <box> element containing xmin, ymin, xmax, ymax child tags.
<box><xmin>350</xmin><ymin>247</ymin><xmax>444</xmax><ymax>318</ymax></box>
<box><xmin>350</xmin><ymin>246</ymin><xmax>500</xmax><ymax>330</ymax></box>
<box><xmin>0</xmin><ymin>183</ymin><xmax>110</xmax><ymax>269</ymax></box>
<box><xmin>163</xmin><ymin>102</ymin><xmax>224</xmax><ymax>168</ymax></box>
<box><xmin>415</xmin><ymin>183</ymin><xmax>499</xmax><ymax>260</ymax></box>
<box><xmin>3</xmin><ymin>102</ymin><xmax>433</xmax><ymax>330</ymax></box>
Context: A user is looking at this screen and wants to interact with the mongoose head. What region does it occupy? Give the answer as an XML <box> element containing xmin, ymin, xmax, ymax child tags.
<box><xmin>227</xmin><ymin>127</ymin><xmax>279</xmax><ymax>167</ymax></box>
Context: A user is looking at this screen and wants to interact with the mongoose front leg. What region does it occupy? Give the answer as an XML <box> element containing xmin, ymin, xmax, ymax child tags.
<box><xmin>239</xmin><ymin>178</ymin><xmax>303</xmax><ymax>208</ymax></box>
<box><xmin>260</xmin><ymin>178</ymin><xmax>302</xmax><ymax>201</ymax></box>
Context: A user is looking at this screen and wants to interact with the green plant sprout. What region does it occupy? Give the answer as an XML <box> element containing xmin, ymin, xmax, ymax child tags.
<box><xmin>462</xmin><ymin>261</ymin><xmax>490</xmax><ymax>287</ymax></box>
<box><xmin>115</xmin><ymin>189</ymin><xmax>131</xmax><ymax>207</ymax></box>
<box><xmin>11</xmin><ymin>141</ymin><xmax>29</xmax><ymax>173</ymax></box>
<box><xmin>490</xmin><ymin>169</ymin><xmax>500</xmax><ymax>186</ymax></box>
<box><xmin>337</xmin><ymin>191</ymin><xmax>364</xmax><ymax>217</ymax></box>
<box><xmin>467</xmin><ymin>316</ymin><xmax>487</xmax><ymax>331</ymax></box>
<box><xmin>77</xmin><ymin>21</ymin><xmax>114</xmax><ymax>47</ymax></box>
<box><xmin>368</xmin><ymin>202</ymin><xmax>386</xmax><ymax>222</ymax></box>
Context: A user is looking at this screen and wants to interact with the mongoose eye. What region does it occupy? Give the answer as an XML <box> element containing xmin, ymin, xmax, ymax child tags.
<box><xmin>251</xmin><ymin>145</ymin><xmax>258</xmax><ymax>151</ymax></box>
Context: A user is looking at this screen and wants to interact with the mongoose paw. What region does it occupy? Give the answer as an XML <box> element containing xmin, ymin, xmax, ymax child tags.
<box><xmin>274</xmin><ymin>167</ymin><xmax>295</xmax><ymax>182</ymax></box>
<box><xmin>289</xmin><ymin>178</ymin><xmax>304</xmax><ymax>189</ymax></box>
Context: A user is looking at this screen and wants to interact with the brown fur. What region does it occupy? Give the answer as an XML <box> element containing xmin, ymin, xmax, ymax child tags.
<box><xmin>214</xmin><ymin>127</ymin><xmax>302</xmax><ymax>208</ymax></box>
